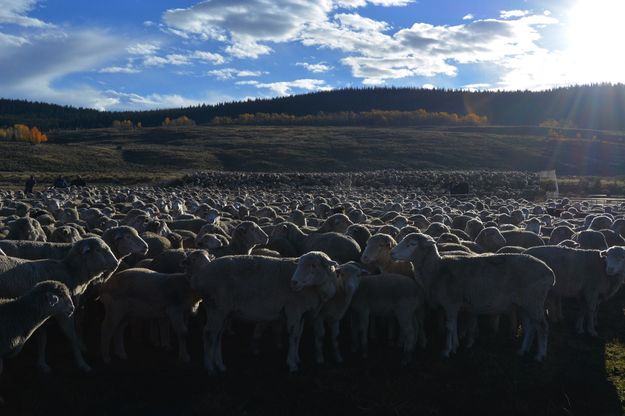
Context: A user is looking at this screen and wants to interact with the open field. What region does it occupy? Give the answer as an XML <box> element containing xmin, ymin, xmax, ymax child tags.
<box><xmin>1</xmin><ymin>125</ymin><xmax>625</xmax><ymax>189</ymax></box>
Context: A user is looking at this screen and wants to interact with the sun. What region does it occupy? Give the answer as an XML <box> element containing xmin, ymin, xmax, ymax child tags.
<box><xmin>567</xmin><ymin>0</ymin><xmax>625</xmax><ymax>81</ymax></box>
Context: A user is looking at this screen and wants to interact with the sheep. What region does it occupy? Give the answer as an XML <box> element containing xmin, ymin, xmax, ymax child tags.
<box><xmin>574</xmin><ymin>230</ymin><xmax>608</xmax><ymax>250</ymax></box>
<box><xmin>315</xmin><ymin>213</ymin><xmax>353</xmax><ymax>234</ymax></box>
<box><xmin>524</xmin><ymin>245</ymin><xmax>625</xmax><ymax>335</ymax></box>
<box><xmin>501</xmin><ymin>230</ymin><xmax>545</xmax><ymax>249</ymax></box>
<box><xmin>601</xmin><ymin>229</ymin><xmax>625</xmax><ymax>247</ymax></box>
<box><xmin>191</xmin><ymin>251</ymin><xmax>338</xmax><ymax>373</ymax></box>
<box><xmin>0</xmin><ymin>237</ymin><xmax>119</xmax><ymax>372</ymax></box>
<box><xmin>209</xmin><ymin>221</ymin><xmax>268</xmax><ymax>257</ymax></box>
<box><xmin>525</xmin><ymin>218</ymin><xmax>541</xmax><ymax>235</ymax></box>
<box><xmin>361</xmin><ymin>234</ymin><xmax>414</xmax><ymax>278</ymax></box>
<box><xmin>549</xmin><ymin>226</ymin><xmax>575</xmax><ymax>245</ymax></box>
<box><xmin>271</xmin><ymin>222</ymin><xmax>361</xmax><ymax>263</ymax></box>
<box><xmin>391</xmin><ymin>233</ymin><xmax>554</xmax><ymax>361</ymax></box>
<box><xmin>474</xmin><ymin>227</ymin><xmax>506</xmax><ymax>253</ymax></box>
<box><xmin>497</xmin><ymin>246</ymin><xmax>527</xmax><ymax>254</ymax></box>
<box><xmin>6</xmin><ymin>217</ymin><xmax>46</xmax><ymax>241</ymax></box>
<box><xmin>0</xmin><ymin>240</ymin><xmax>70</xmax><ymax>260</ymax></box>
<box><xmin>348</xmin><ymin>269</ymin><xmax>427</xmax><ymax>366</ymax></box>
<box><xmin>312</xmin><ymin>261</ymin><xmax>364</xmax><ymax>364</ymax></box>
<box><xmin>0</xmin><ymin>281</ymin><xmax>75</xmax><ymax>376</ymax></box>
<box><xmin>99</xmin><ymin>250</ymin><xmax>209</xmax><ymax>363</ymax></box>
<box><xmin>345</xmin><ymin>224</ymin><xmax>372</xmax><ymax>250</ymax></box>
<box><xmin>49</xmin><ymin>226</ymin><xmax>82</xmax><ymax>243</ymax></box>
<box><xmin>195</xmin><ymin>233</ymin><xmax>228</xmax><ymax>250</ymax></box>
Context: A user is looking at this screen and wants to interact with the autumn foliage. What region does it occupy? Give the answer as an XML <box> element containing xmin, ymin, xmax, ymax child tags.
<box><xmin>162</xmin><ymin>116</ymin><xmax>195</xmax><ymax>127</ymax></box>
<box><xmin>211</xmin><ymin>109</ymin><xmax>488</xmax><ymax>127</ymax></box>
<box><xmin>112</xmin><ymin>120</ymin><xmax>141</xmax><ymax>130</ymax></box>
<box><xmin>0</xmin><ymin>124</ymin><xmax>48</xmax><ymax>144</ymax></box>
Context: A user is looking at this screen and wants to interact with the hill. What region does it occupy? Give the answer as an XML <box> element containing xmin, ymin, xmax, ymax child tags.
<box><xmin>1</xmin><ymin>125</ymin><xmax>624</xmax><ymax>189</ymax></box>
<box><xmin>2</xmin><ymin>84</ymin><xmax>625</xmax><ymax>130</ymax></box>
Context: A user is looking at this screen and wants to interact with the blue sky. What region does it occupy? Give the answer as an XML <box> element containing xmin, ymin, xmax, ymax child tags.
<box><xmin>1</xmin><ymin>0</ymin><xmax>623</xmax><ymax>110</ymax></box>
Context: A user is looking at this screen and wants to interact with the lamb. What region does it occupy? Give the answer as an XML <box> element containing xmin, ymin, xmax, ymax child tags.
<box><xmin>209</xmin><ymin>221</ymin><xmax>268</xmax><ymax>257</ymax></box>
<box><xmin>346</xmin><ymin>224</ymin><xmax>372</xmax><ymax>250</ymax></box>
<box><xmin>99</xmin><ymin>250</ymin><xmax>209</xmax><ymax>363</ymax></box>
<box><xmin>360</xmin><ymin>234</ymin><xmax>414</xmax><ymax>278</ymax></box>
<box><xmin>391</xmin><ymin>233</ymin><xmax>554</xmax><ymax>361</ymax></box>
<box><xmin>315</xmin><ymin>213</ymin><xmax>353</xmax><ymax>234</ymax></box>
<box><xmin>524</xmin><ymin>245</ymin><xmax>625</xmax><ymax>335</ymax></box>
<box><xmin>191</xmin><ymin>251</ymin><xmax>338</xmax><ymax>373</ymax></box>
<box><xmin>0</xmin><ymin>281</ymin><xmax>75</xmax><ymax>376</ymax></box>
<box><xmin>348</xmin><ymin>268</ymin><xmax>427</xmax><ymax>366</ymax></box>
<box><xmin>271</xmin><ymin>222</ymin><xmax>361</xmax><ymax>263</ymax></box>
<box><xmin>0</xmin><ymin>237</ymin><xmax>119</xmax><ymax>372</ymax></box>
<box><xmin>312</xmin><ymin>261</ymin><xmax>364</xmax><ymax>364</ymax></box>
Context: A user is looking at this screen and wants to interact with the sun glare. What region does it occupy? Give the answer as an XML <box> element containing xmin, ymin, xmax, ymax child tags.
<box><xmin>567</xmin><ymin>0</ymin><xmax>625</xmax><ymax>81</ymax></box>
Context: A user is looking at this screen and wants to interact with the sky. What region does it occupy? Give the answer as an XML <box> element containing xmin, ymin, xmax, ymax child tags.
<box><xmin>1</xmin><ymin>0</ymin><xmax>624</xmax><ymax>111</ymax></box>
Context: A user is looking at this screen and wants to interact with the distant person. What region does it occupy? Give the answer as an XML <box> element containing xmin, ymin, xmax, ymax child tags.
<box><xmin>53</xmin><ymin>176</ymin><xmax>69</xmax><ymax>188</ymax></box>
<box><xmin>24</xmin><ymin>175</ymin><xmax>36</xmax><ymax>194</ymax></box>
<box><xmin>71</xmin><ymin>176</ymin><xmax>86</xmax><ymax>187</ymax></box>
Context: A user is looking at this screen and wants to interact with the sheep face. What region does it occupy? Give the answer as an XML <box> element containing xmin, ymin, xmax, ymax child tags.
<box><xmin>603</xmin><ymin>246</ymin><xmax>625</xmax><ymax>277</ymax></box>
<box><xmin>391</xmin><ymin>233</ymin><xmax>436</xmax><ymax>262</ymax></box>
<box><xmin>9</xmin><ymin>217</ymin><xmax>47</xmax><ymax>241</ymax></box>
<box><xmin>181</xmin><ymin>250</ymin><xmax>212</xmax><ymax>273</ymax></box>
<box><xmin>324</xmin><ymin>214</ymin><xmax>353</xmax><ymax>234</ymax></box>
<box><xmin>361</xmin><ymin>234</ymin><xmax>395</xmax><ymax>265</ymax></box>
<box><xmin>336</xmin><ymin>262</ymin><xmax>365</xmax><ymax>296</ymax></box>
<box><xmin>71</xmin><ymin>238</ymin><xmax>120</xmax><ymax>276</ymax></box>
<box><xmin>196</xmin><ymin>233</ymin><xmax>224</xmax><ymax>250</ymax></box>
<box><xmin>270</xmin><ymin>222</ymin><xmax>297</xmax><ymax>241</ymax></box>
<box><xmin>113</xmin><ymin>227</ymin><xmax>149</xmax><ymax>257</ymax></box>
<box><xmin>235</xmin><ymin>221</ymin><xmax>269</xmax><ymax>248</ymax></box>
<box><xmin>34</xmin><ymin>281</ymin><xmax>75</xmax><ymax>318</ymax></box>
<box><xmin>291</xmin><ymin>251</ymin><xmax>338</xmax><ymax>293</ymax></box>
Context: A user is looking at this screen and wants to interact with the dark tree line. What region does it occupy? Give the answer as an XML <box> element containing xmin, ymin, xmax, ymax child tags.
<box><xmin>2</xmin><ymin>83</ymin><xmax>625</xmax><ymax>130</ymax></box>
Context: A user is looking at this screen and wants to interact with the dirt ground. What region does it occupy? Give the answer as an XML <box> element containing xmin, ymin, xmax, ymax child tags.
<box><xmin>1</xmin><ymin>291</ymin><xmax>624</xmax><ymax>416</ymax></box>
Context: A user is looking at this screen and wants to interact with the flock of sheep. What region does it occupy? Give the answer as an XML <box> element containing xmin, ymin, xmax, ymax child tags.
<box><xmin>0</xmin><ymin>172</ymin><xmax>624</xmax><ymax>391</ymax></box>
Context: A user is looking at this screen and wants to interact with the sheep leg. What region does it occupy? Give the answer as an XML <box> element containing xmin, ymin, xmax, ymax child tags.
<box><xmin>329</xmin><ymin>320</ymin><xmax>343</xmax><ymax>364</ymax></box>
<box><xmin>465</xmin><ymin>314</ymin><xmax>478</xmax><ymax>348</ymax></box>
<box><xmin>251</xmin><ymin>323</ymin><xmax>266</xmax><ymax>356</ymax></box>
<box><xmin>442</xmin><ymin>308</ymin><xmax>459</xmax><ymax>358</ymax></box>
<box><xmin>202</xmin><ymin>308</ymin><xmax>225</xmax><ymax>374</ymax></box>
<box><xmin>56</xmin><ymin>315</ymin><xmax>92</xmax><ymax>372</ymax></box>
<box><xmin>518</xmin><ymin>311</ymin><xmax>536</xmax><ymax>356</ymax></box>
<box><xmin>312</xmin><ymin>318</ymin><xmax>326</xmax><ymax>365</ymax></box>
<box><xmin>286</xmin><ymin>315</ymin><xmax>304</xmax><ymax>372</ymax></box>
<box><xmin>349</xmin><ymin>311</ymin><xmax>359</xmax><ymax>353</ymax></box>
<box><xmin>113</xmin><ymin>321</ymin><xmax>128</xmax><ymax>360</ymax></box>
<box><xmin>415</xmin><ymin>310</ymin><xmax>427</xmax><ymax>349</ymax></box>
<box><xmin>575</xmin><ymin>297</ymin><xmax>587</xmax><ymax>335</ymax></box>
<box><xmin>398</xmin><ymin>314</ymin><xmax>416</xmax><ymax>367</ymax></box>
<box><xmin>167</xmin><ymin>309</ymin><xmax>190</xmax><ymax>363</ymax></box>
<box><xmin>101</xmin><ymin>309</ymin><xmax>123</xmax><ymax>364</ymax></box>
<box><xmin>584</xmin><ymin>294</ymin><xmax>599</xmax><ymax>337</ymax></box>
<box><xmin>214</xmin><ymin>325</ymin><xmax>226</xmax><ymax>372</ymax></box>
<box><xmin>34</xmin><ymin>328</ymin><xmax>51</xmax><ymax>373</ymax></box>
<box><xmin>358</xmin><ymin>311</ymin><xmax>370</xmax><ymax>359</ymax></box>
<box><xmin>534</xmin><ymin>317</ymin><xmax>549</xmax><ymax>361</ymax></box>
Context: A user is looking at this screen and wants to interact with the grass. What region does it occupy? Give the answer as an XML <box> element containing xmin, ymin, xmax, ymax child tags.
<box><xmin>1</xmin><ymin>125</ymin><xmax>625</xmax><ymax>189</ymax></box>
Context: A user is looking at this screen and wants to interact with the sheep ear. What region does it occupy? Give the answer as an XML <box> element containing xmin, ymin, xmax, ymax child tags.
<box><xmin>47</xmin><ymin>293</ymin><xmax>60</xmax><ymax>307</ymax></box>
<box><xmin>600</xmin><ymin>250</ymin><xmax>608</xmax><ymax>258</ymax></box>
<box><xmin>422</xmin><ymin>238</ymin><xmax>436</xmax><ymax>247</ymax></box>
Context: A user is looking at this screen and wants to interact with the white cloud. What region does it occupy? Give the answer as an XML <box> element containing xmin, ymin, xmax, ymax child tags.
<box><xmin>207</xmin><ymin>67</ymin><xmax>263</xmax><ymax>80</ymax></box>
<box><xmin>334</xmin><ymin>13</ymin><xmax>390</xmax><ymax>32</ymax></box>
<box><xmin>192</xmin><ymin>50</ymin><xmax>225</xmax><ymax>64</ymax></box>
<box><xmin>0</xmin><ymin>0</ymin><xmax>51</xmax><ymax>28</ymax></box>
<box><xmin>296</xmin><ymin>62</ymin><xmax>333</xmax><ymax>73</ymax></box>
<box><xmin>500</xmin><ymin>10</ymin><xmax>529</xmax><ymax>19</ymax></box>
<box><xmin>240</xmin><ymin>79</ymin><xmax>331</xmax><ymax>95</ymax></box>
<box><xmin>462</xmin><ymin>14</ymin><xmax>474</xmax><ymax>21</ymax></box>
<box><xmin>335</xmin><ymin>0</ymin><xmax>414</xmax><ymax>7</ymax></box>
<box><xmin>422</xmin><ymin>83</ymin><xmax>435</xmax><ymax>89</ymax></box>
<box><xmin>126</xmin><ymin>42</ymin><xmax>160</xmax><ymax>55</ymax></box>
<box><xmin>98</xmin><ymin>65</ymin><xmax>140</xmax><ymax>74</ymax></box>
<box><xmin>163</xmin><ymin>0</ymin><xmax>333</xmax><ymax>58</ymax></box>
<box><xmin>101</xmin><ymin>90</ymin><xmax>201</xmax><ymax>110</ymax></box>
<box><xmin>0</xmin><ymin>31</ymin><xmax>29</xmax><ymax>46</ymax></box>
<box><xmin>462</xmin><ymin>83</ymin><xmax>491</xmax><ymax>91</ymax></box>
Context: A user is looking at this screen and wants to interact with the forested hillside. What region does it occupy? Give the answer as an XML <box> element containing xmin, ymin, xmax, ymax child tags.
<box><xmin>2</xmin><ymin>84</ymin><xmax>625</xmax><ymax>130</ymax></box>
